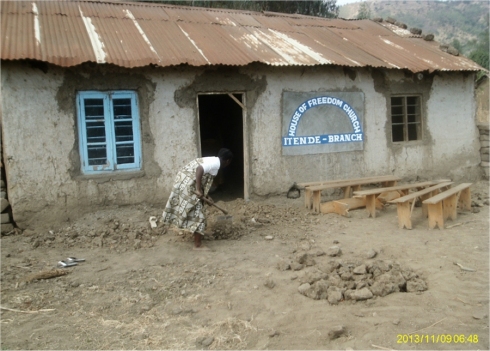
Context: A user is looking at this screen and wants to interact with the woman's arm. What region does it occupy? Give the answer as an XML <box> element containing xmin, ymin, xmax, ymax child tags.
<box><xmin>195</xmin><ymin>165</ymin><xmax>204</xmax><ymax>197</ymax></box>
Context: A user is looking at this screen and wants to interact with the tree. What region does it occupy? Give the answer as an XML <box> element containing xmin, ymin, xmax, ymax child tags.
<box><xmin>356</xmin><ymin>2</ymin><xmax>371</xmax><ymax>20</ymax></box>
<box><xmin>451</xmin><ymin>38</ymin><xmax>462</xmax><ymax>52</ymax></box>
<box><xmin>468</xmin><ymin>19</ymin><xmax>489</xmax><ymax>73</ymax></box>
<box><xmin>141</xmin><ymin>1</ymin><xmax>339</xmax><ymax>18</ymax></box>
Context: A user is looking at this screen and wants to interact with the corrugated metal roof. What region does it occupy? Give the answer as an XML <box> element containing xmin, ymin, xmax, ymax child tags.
<box><xmin>0</xmin><ymin>0</ymin><xmax>484</xmax><ymax>72</ymax></box>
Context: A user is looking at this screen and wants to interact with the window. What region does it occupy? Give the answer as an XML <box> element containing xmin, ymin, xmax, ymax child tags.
<box><xmin>77</xmin><ymin>91</ymin><xmax>141</xmax><ymax>173</ymax></box>
<box><xmin>391</xmin><ymin>96</ymin><xmax>422</xmax><ymax>142</ymax></box>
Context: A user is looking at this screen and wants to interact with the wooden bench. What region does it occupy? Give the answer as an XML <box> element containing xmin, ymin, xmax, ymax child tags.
<box><xmin>353</xmin><ymin>179</ymin><xmax>451</xmax><ymax>218</ymax></box>
<box><xmin>300</xmin><ymin>175</ymin><xmax>401</xmax><ymax>213</ymax></box>
<box><xmin>422</xmin><ymin>183</ymin><xmax>472</xmax><ymax>229</ymax></box>
<box><xmin>388</xmin><ymin>182</ymin><xmax>453</xmax><ymax>229</ymax></box>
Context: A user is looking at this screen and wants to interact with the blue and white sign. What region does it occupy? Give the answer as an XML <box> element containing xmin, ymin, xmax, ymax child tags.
<box><xmin>282</xmin><ymin>92</ymin><xmax>364</xmax><ymax>155</ymax></box>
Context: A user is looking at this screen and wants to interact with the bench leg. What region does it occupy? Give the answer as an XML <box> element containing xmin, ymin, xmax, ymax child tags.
<box><xmin>312</xmin><ymin>190</ymin><xmax>321</xmax><ymax>213</ymax></box>
<box><xmin>396</xmin><ymin>202</ymin><xmax>412</xmax><ymax>229</ymax></box>
<box><xmin>305</xmin><ymin>188</ymin><xmax>312</xmax><ymax>209</ymax></box>
<box><xmin>421</xmin><ymin>189</ymin><xmax>441</xmax><ymax>217</ymax></box>
<box><xmin>427</xmin><ymin>202</ymin><xmax>444</xmax><ymax>229</ymax></box>
<box><xmin>443</xmin><ymin>193</ymin><xmax>458</xmax><ymax>221</ymax></box>
<box><xmin>459</xmin><ymin>188</ymin><xmax>471</xmax><ymax>211</ymax></box>
<box><xmin>365</xmin><ymin>194</ymin><xmax>377</xmax><ymax>218</ymax></box>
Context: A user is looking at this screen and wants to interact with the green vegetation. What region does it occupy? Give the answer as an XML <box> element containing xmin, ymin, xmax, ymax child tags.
<box><xmin>142</xmin><ymin>1</ymin><xmax>339</xmax><ymax>18</ymax></box>
<box><xmin>356</xmin><ymin>2</ymin><xmax>371</xmax><ymax>20</ymax></box>
<box><xmin>345</xmin><ymin>1</ymin><xmax>488</xmax><ymax>57</ymax></box>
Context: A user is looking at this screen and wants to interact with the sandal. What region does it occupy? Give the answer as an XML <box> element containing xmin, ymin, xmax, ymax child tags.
<box><xmin>58</xmin><ymin>260</ymin><xmax>77</xmax><ymax>268</ymax></box>
<box><xmin>66</xmin><ymin>257</ymin><xmax>85</xmax><ymax>263</ymax></box>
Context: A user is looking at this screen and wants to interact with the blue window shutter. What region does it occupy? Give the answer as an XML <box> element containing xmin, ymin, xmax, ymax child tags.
<box><xmin>77</xmin><ymin>90</ymin><xmax>141</xmax><ymax>174</ymax></box>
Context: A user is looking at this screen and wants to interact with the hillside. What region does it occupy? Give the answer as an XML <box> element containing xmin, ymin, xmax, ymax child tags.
<box><xmin>339</xmin><ymin>0</ymin><xmax>489</xmax><ymax>56</ymax></box>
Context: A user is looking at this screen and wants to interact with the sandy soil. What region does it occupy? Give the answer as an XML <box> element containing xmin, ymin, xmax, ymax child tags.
<box><xmin>1</xmin><ymin>181</ymin><xmax>489</xmax><ymax>350</ymax></box>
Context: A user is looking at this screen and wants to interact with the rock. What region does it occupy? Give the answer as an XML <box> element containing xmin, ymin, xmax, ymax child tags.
<box><xmin>343</xmin><ymin>289</ymin><xmax>355</xmax><ymax>300</ymax></box>
<box><xmin>277</xmin><ymin>259</ymin><xmax>291</xmax><ymax>271</ymax></box>
<box><xmin>264</xmin><ymin>235</ymin><xmax>274</xmax><ymax>240</ymax></box>
<box><xmin>201</xmin><ymin>337</ymin><xmax>214</xmax><ymax>347</ymax></box>
<box><xmin>93</xmin><ymin>237</ymin><xmax>104</xmax><ymax>247</ymax></box>
<box><xmin>296</xmin><ymin>253</ymin><xmax>315</xmax><ymax>266</ymax></box>
<box><xmin>305</xmin><ymin>280</ymin><xmax>329</xmax><ymax>300</ymax></box>
<box><xmin>366</xmin><ymin>249</ymin><xmax>377</xmax><ymax>259</ymax></box>
<box><xmin>291</xmin><ymin>262</ymin><xmax>304</xmax><ymax>271</ymax></box>
<box><xmin>353</xmin><ymin>264</ymin><xmax>367</xmax><ymax>274</ymax></box>
<box><xmin>133</xmin><ymin>239</ymin><xmax>141</xmax><ymax>249</ymax></box>
<box><xmin>269</xmin><ymin>330</ymin><xmax>280</xmax><ymax>337</ymax></box>
<box><xmin>355</xmin><ymin>281</ymin><xmax>367</xmax><ymax>290</ymax></box>
<box><xmin>327</xmin><ymin>288</ymin><xmax>343</xmax><ymax>304</ymax></box>
<box><xmin>327</xmin><ymin>325</ymin><xmax>345</xmax><ymax>340</ymax></box>
<box><xmin>424</xmin><ymin>34</ymin><xmax>434</xmax><ymax>41</ymax></box>
<box><xmin>299</xmin><ymin>271</ymin><xmax>328</xmax><ymax>285</ymax></box>
<box><xmin>352</xmin><ymin>288</ymin><xmax>373</xmax><ymax>300</ymax></box>
<box><xmin>317</xmin><ymin>262</ymin><xmax>338</xmax><ymax>273</ymax></box>
<box><xmin>395</xmin><ymin>21</ymin><xmax>407</xmax><ymax>29</ymax></box>
<box><xmin>327</xmin><ymin>246</ymin><xmax>341</xmax><ymax>257</ymax></box>
<box><xmin>309</xmin><ymin>249</ymin><xmax>326</xmax><ymax>257</ymax></box>
<box><xmin>341</xmin><ymin>272</ymin><xmax>353</xmax><ymax>281</ymax></box>
<box><xmin>264</xmin><ymin>278</ymin><xmax>275</xmax><ymax>289</ymax></box>
<box><xmin>410</xmin><ymin>27</ymin><xmax>422</xmax><ymax>35</ymax></box>
<box><xmin>392</xmin><ymin>319</ymin><xmax>401</xmax><ymax>325</ymax></box>
<box><xmin>298</xmin><ymin>283</ymin><xmax>311</xmax><ymax>295</ymax></box>
<box><xmin>370</xmin><ymin>281</ymin><xmax>397</xmax><ymax>297</ymax></box>
<box><xmin>406</xmin><ymin>278</ymin><xmax>428</xmax><ymax>292</ymax></box>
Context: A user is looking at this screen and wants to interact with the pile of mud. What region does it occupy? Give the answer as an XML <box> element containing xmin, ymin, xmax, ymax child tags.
<box><xmin>278</xmin><ymin>249</ymin><xmax>428</xmax><ymax>304</ymax></box>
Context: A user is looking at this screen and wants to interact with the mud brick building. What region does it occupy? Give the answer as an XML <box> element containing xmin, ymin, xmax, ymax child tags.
<box><xmin>0</xmin><ymin>0</ymin><xmax>485</xmax><ymax>229</ymax></box>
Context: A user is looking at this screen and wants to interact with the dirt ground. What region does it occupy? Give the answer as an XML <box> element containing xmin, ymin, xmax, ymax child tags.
<box><xmin>1</xmin><ymin>181</ymin><xmax>489</xmax><ymax>350</ymax></box>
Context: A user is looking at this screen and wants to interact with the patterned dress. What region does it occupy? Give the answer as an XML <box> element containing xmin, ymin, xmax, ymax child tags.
<box><xmin>162</xmin><ymin>158</ymin><xmax>215</xmax><ymax>235</ymax></box>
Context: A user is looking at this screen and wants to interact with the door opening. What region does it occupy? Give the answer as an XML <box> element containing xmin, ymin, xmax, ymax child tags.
<box><xmin>198</xmin><ymin>93</ymin><xmax>245</xmax><ymax>200</ymax></box>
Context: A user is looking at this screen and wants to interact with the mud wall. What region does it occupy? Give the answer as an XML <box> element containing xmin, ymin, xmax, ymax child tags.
<box><xmin>1</xmin><ymin>61</ymin><xmax>481</xmax><ymax>228</ymax></box>
<box><xmin>244</xmin><ymin>66</ymin><xmax>480</xmax><ymax>195</ymax></box>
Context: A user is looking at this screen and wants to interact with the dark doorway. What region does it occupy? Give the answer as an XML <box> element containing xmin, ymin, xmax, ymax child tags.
<box><xmin>198</xmin><ymin>93</ymin><xmax>244</xmax><ymax>200</ymax></box>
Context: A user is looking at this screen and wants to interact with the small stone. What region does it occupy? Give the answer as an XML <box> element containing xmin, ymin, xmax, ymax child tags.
<box><xmin>353</xmin><ymin>264</ymin><xmax>367</xmax><ymax>274</ymax></box>
<box><xmin>366</xmin><ymin>249</ymin><xmax>377</xmax><ymax>259</ymax></box>
<box><xmin>269</xmin><ymin>330</ymin><xmax>280</xmax><ymax>337</ymax></box>
<box><xmin>264</xmin><ymin>278</ymin><xmax>275</xmax><ymax>289</ymax></box>
<box><xmin>327</xmin><ymin>246</ymin><xmax>341</xmax><ymax>257</ymax></box>
<box><xmin>277</xmin><ymin>259</ymin><xmax>291</xmax><ymax>271</ymax></box>
<box><xmin>291</xmin><ymin>262</ymin><xmax>304</xmax><ymax>271</ymax></box>
<box><xmin>328</xmin><ymin>325</ymin><xmax>345</xmax><ymax>340</ymax></box>
<box><xmin>201</xmin><ymin>337</ymin><xmax>214</xmax><ymax>347</ymax></box>
<box><xmin>352</xmin><ymin>287</ymin><xmax>373</xmax><ymax>300</ymax></box>
<box><xmin>406</xmin><ymin>278</ymin><xmax>427</xmax><ymax>292</ymax></box>
<box><xmin>298</xmin><ymin>283</ymin><xmax>311</xmax><ymax>295</ymax></box>
<box><xmin>327</xmin><ymin>290</ymin><xmax>343</xmax><ymax>305</ymax></box>
<box><xmin>392</xmin><ymin>319</ymin><xmax>401</xmax><ymax>325</ymax></box>
<box><xmin>264</xmin><ymin>235</ymin><xmax>274</xmax><ymax>240</ymax></box>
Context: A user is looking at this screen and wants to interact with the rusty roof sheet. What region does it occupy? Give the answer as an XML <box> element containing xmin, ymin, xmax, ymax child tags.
<box><xmin>1</xmin><ymin>0</ymin><xmax>484</xmax><ymax>72</ymax></box>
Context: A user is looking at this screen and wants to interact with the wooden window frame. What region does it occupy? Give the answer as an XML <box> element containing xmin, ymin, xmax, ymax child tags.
<box><xmin>77</xmin><ymin>90</ymin><xmax>141</xmax><ymax>174</ymax></box>
<box><xmin>390</xmin><ymin>95</ymin><xmax>423</xmax><ymax>142</ymax></box>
